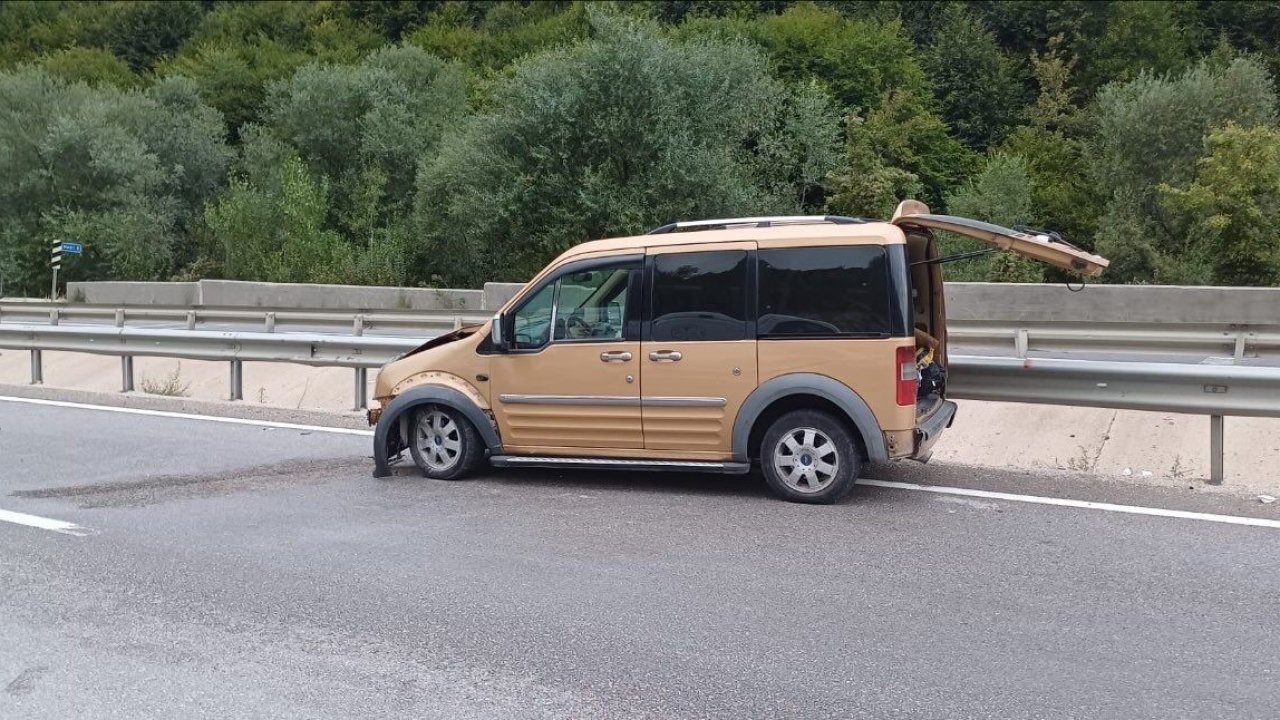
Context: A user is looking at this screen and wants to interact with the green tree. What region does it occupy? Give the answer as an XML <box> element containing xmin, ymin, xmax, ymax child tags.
<box><xmin>1089</xmin><ymin>57</ymin><xmax>1277</xmax><ymax>282</ymax></box>
<box><xmin>944</xmin><ymin>152</ymin><xmax>1044</xmax><ymax>282</ymax></box>
<box><xmin>1160</xmin><ymin>123</ymin><xmax>1280</xmax><ymax>286</ymax></box>
<box><xmin>37</xmin><ymin>46</ymin><xmax>138</xmax><ymax>88</ymax></box>
<box><xmin>675</xmin><ymin>3</ymin><xmax>929</xmax><ymax>113</ymax></box>
<box><xmin>0</xmin><ymin>67</ymin><xmax>230</xmax><ymax>294</ymax></box>
<box><xmin>996</xmin><ymin>35</ymin><xmax>1099</xmax><ymax>250</ymax></box>
<box><xmin>265</xmin><ymin>44</ymin><xmax>467</xmax><ymax>238</ymax></box>
<box><xmin>156</xmin><ymin>39</ymin><xmax>311</xmax><ymax>138</ymax></box>
<box><xmin>827</xmin><ymin>88</ymin><xmax>976</xmax><ymax>214</ymax></box>
<box><xmin>96</xmin><ymin>0</ymin><xmax>205</xmax><ymax>71</ymax></box>
<box><xmin>923</xmin><ymin>3</ymin><xmax>1027</xmax><ymax>149</ymax></box>
<box><xmin>407</xmin><ymin>1</ymin><xmax>588</xmax><ymax>75</ymax></box>
<box><xmin>1083</xmin><ymin>1</ymin><xmax>1189</xmax><ymax>89</ymax></box>
<box><xmin>204</xmin><ymin>154</ymin><xmax>355</xmax><ymax>284</ymax></box>
<box><xmin>414</xmin><ymin>13</ymin><xmax>841</xmax><ymax>286</ymax></box>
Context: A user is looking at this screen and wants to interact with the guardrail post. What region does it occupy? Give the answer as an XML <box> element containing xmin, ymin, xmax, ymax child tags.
<box><xmin>121</xmin><ymin>356</ymin><xmax>134</xmax><ymax>392</ymax></box>
<box><xmin>352</xmin><ymin>314</ymin><xmax>367</xmax><ymax>410</ymax></box>
<box><xmin>49</xmin><ymin>308</ymin><xmax>59</xmax><ymax>326</ymax></box>
<box><xmin>354</xmin><ymin>368</ymin><xmax>368</xmax><ymax>411</ymax></box>
<box><xmin>229</xmin><ymin>360</ymin><xmax>243</xmax><ymax>401</ymax></box>
<box><xmin>115</xmin><ymin>309</ymin><xmax>125</xmax><ymax>327</ymax></box>
<box><xmin>1015</xmin><ymin>328</ymin><xmax>1029</xmax><ymax>358</ymax></box>
<box><xmin>30</xmin><ymin>350</ymin><xmax>43</xmax><ymax>384</ymax></box>
<box><xmin>265</xmin><ymin>312</ymin><xmax>276</xmax><ymax>333</ymax></box>
<box><xmin>186</xmin><ymin>311</ymin><xmax>196</xmax><ymax>330</ymax></box>
<box><xmin>1209</xmin><ymin>415</ymin><xmax>1224</xmax><ymax>485</ymax></box>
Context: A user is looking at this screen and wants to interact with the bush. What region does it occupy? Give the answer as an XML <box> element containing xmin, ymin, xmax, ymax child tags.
<box><xmin>1090</xmin><ymin>57</ymin><xmax>1277</xmax><ymax>282</ymax></box>
<box><xmin>0</xmin><ymin>67</ymin><xmax>230</xmax><ymax>294</ymax></box>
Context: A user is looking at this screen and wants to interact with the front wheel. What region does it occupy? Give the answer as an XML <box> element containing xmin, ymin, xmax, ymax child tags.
<box><xmin>408</xmin><ymin>405</ymin><xmax>484</xmax><ymax>480</ymax></box>
<box><xmin>760</xmin><ymin>410</ymin><xmax>862</xmax><ymax>504</ymax></box>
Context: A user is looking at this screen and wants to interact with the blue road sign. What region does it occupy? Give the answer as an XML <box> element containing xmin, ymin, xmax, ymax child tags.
<box><xmin>62</xmin><ymin>242</ymin><xmax>83</xmax><ymax>254</ymax></box>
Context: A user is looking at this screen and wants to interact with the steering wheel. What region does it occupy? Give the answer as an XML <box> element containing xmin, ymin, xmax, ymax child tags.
<box><xmin>566</xmin><ymin>314</ymin><xmax>591</xmax><ymax>338</ymax></box>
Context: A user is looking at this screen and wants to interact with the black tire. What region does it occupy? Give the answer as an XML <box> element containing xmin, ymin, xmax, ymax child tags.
<box><xmin>759</xmin><ymin>409</ymin><xmax>862</xmax><ymax>504</ymax></box>
<box><xmin>407</xmin><ymin>404</ymin><xmax>484</xmax><ymax>480</ymax></box>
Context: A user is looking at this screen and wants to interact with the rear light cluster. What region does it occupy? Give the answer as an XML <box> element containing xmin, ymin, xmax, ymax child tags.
<box><xmin>896</xmin><ymin>345</ymin><xmax>917</xmax><ymax>406</ymax></box>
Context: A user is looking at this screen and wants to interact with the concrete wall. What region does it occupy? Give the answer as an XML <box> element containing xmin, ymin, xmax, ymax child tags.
<box><xmin>943</xmin><ymin>282</ymin><xmax>1280</xmax><ymax>324</ymax></box>
<box><xmin>61</xmin><ymin>279</ymin><xmax>1280</xmax><ymax>323</ymax></box>
<box><xmin>196</xmin><ymin>280</ymin><xmax>482</xmax><ymax>312</ymax></box>
<box><xmin>65</xmin><ymin>281</ymin><xmax>198</xmax><ymax>306</ymax></box>
<box><xmin>66</xmin><ymin>280</ymin><xmax>483</xmax><ymax>312</ymax></box>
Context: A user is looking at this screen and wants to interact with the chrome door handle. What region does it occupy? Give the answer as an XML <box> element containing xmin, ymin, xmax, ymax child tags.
<box><xmin>648</xmin><ymin>350</ymin><xmax>683</xmax><ymax>362</ymax></box>
<box><xmin>600</xmin><ymin>351</ymin><xmax>633</xmax><ymax>362</ymax></box>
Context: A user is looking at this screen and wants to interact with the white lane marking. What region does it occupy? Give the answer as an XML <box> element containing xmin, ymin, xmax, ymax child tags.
<box><xmin>0</xmin><ymin>508</ymin><xmax>91</xmax><ymax>536</ymax></box>
<box><xmin>858</xmin><ymin>479</ymin><xmax>1280</xmax><ymax>530</ymax></box>
<box><xmin>0</xmin><ymin>396</ymin><xmax>373</xmax><ymax>437</ymax></box>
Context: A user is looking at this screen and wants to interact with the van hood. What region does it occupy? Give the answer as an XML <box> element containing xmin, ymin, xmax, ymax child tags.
<box><xmin>399</xmin><ymin>324</ymin><xmax>484</xmax><ymax>359</ymax></box>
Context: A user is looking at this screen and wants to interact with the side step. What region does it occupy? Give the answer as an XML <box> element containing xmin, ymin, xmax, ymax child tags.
<box><xmin>489</xmin><ymin>455</ymin><xmax>752</xmax><ymax>474</ymax></box>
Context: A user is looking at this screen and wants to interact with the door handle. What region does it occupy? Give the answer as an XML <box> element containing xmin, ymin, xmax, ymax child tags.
<box><xmin>648</xmin><ymin>350</ymin><xmax>683</xmax><ymax>362</ymax></box>
<box><xmin>600</xmin><ymin>350</ymin><xmax>633</xmax><ymax>362</ymax></box>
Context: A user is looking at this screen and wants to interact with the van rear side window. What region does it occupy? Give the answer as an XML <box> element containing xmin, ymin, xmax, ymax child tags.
<box><xmin>757</xmin><ymin>246</ymin><xmax>897</xmax><ymax>338</ymax></box>
<box><xmin>651</xmin><ymin>250</ymin><xmax>749</xmax><ymax>342</ymax></box>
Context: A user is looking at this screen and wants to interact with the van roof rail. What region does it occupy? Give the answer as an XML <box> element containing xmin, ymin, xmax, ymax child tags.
<box><xmin>646</xmin><ymin>215</ymin><xmax>868</xmax><ymax>235</ymax></box>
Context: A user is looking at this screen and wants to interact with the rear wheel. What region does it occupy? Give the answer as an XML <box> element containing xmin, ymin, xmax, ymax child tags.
<box><xmin>408</xmin><ymin>405</ymin><xmax>483</xmax><ymax>480</ymax></box>
<box><xmin>760</xmin><ymin>410</ymin><xmax>861</xmax><ymax>504</ymax></box>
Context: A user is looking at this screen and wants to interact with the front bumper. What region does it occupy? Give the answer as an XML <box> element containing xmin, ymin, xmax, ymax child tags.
<box><xmin>912</xmin><ymin>400</ymin><xmax>957</xmax><ymax>462</ymax></box>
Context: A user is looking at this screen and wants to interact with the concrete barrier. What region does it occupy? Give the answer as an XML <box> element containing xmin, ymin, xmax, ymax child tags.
<box><xmin>483</xmin><ymin>282</ymin><xmax>525</xmax><ymax>311</ymax></box>
<box><xmin>944</xmin><ymin>282</ymin><xmax>1280</xmax><ymax>323</ymax></box>
<box><xmin>196</xmin><ymin>280</ymin><xmax>482</xmax><ymax>312</ymax></box>
<box><xmin>66</xmin><ymin>281</ymin><xmax>198</xmax><ymax>306</ymax></box>
<box><xmin>58</xmin><ymin>280</ymin><xmax>1280</xmax><ymax>324</ymax></box>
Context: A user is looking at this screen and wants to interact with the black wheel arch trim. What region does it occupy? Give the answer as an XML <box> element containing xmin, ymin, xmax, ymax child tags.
<box><xmin>372</xmin><ymin>385</ymin><xmax>501</xmax><ymax>477</ymax></box>
<box><xmin>731</xmin><ymin>373</ymin><xmax>889</xmax><ymax>464</ymax></box>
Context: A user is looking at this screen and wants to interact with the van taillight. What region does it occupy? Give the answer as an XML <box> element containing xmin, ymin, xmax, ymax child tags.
<box><xmin>896</xmin><ymin>345</ymin><xmax>917</xmax><ymax>406</ymax></box>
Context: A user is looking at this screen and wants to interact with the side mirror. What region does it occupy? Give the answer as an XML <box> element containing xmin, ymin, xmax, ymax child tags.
<box><xmin>490</xmin><ymin>312</ymin><xmax>509</xmax><ymax>352</ymax></box>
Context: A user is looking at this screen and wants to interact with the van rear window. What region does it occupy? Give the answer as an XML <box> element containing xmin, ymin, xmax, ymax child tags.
<box><xmin>757</xmin><ymin>246</ymin><xmax>899</xmax><ymax>337</ymax></box>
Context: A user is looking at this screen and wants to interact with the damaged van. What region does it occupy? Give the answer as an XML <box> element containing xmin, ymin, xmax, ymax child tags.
<box><xmin>368</xmin><ymin>201</ymin><xmax>1108</xmax><ymax>503</ymax></box>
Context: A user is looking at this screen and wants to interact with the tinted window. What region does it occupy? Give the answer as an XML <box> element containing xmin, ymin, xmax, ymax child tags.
<box><xmin>651</xmin><ymin>250</ymin><xmax>749</xmax><ymax>342</ymax></box>
<box><xmin>758</xmin><ymin>246</ymin><xmax>897</xmax><ymax>337</ymax></box>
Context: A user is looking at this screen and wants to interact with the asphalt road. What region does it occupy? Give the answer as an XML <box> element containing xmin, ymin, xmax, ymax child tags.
<box><xmin>3</xmin><ymin>399</ymin><xmax>1280</xmax><ymax>719</ymax></box>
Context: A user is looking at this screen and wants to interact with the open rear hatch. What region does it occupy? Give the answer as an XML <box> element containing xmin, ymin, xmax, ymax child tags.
<box><xmin>891</xmin><ymin>200</ymin><xmax>1109</xmax><ymax>277</ymax></box>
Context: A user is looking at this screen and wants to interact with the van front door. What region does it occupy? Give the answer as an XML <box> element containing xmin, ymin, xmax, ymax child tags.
<box><xmin>490</xmin><ymin>256</ymin><xmax>644</xmax><ymax>452</ymax></box>
<box><xmin>641</xmin><ymin>243</ymin><xmax>758</xmax><ymax>455</ymax></box>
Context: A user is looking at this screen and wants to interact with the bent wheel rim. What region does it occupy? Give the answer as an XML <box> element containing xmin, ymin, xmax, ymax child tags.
<box><xmin>772</xmin><ymin>427</ymin><xmax>839</xmax><ymax>494</ymax></box>
<box><xmin>415</xmin><ymin>408</ymin><xmax>462</xmax><ymax>473</ymax></box>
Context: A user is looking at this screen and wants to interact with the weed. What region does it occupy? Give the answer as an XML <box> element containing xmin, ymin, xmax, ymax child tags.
<box><xmin>1065</xmin><ymin>445</ymin><xmax>1092</xmax><ymax>472</ymax></box>
<box><xmin>140</xmin><ymin>365</ymin><xmax>191</xmax><ymax>397</ymax></box>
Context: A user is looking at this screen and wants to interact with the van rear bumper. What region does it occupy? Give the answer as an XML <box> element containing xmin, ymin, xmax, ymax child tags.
<box><xmin>912</xmin><ymin>400</ymin><xmax>957</xmax><ymax>462</ymax></box>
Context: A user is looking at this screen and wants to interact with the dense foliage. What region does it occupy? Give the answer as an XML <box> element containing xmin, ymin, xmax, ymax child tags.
<box><xmin>2</xmin><ymin>0</ymin><xmax>1280</xmax><ymax>294</ymax></box>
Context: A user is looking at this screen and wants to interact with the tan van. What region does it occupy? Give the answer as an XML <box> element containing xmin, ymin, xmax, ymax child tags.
<box><xmin>369</xmin><ymin>201</ymin><xmax>1107</xmax><ymax>503</ymax></box>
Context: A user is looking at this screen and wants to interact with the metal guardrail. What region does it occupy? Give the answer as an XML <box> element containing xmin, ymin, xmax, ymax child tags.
<box><xmin>3</xmin><ymin>322</ymin><xmax>1279</xmax><ymax>484</ymax></box>
<box><xmin>949</xmin><ymin>356</ymin><xmax>1280</xmax><ymax>485</ymax></box>
<box><xmin>0</xmin><ymin>300</ymin><xmax>473</xmax><ymax>335</ymax></box>
<box><xmin>5</xmin><ymin>300</ymin><xmax>1280</xmax><ymax>360</ymax></box>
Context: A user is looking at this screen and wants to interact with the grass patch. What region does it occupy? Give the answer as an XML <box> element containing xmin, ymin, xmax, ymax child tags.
<box><xmin>140</xmin><ymin>365</ymin><xmax>191</xmax><ymax>397</ymax></box>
